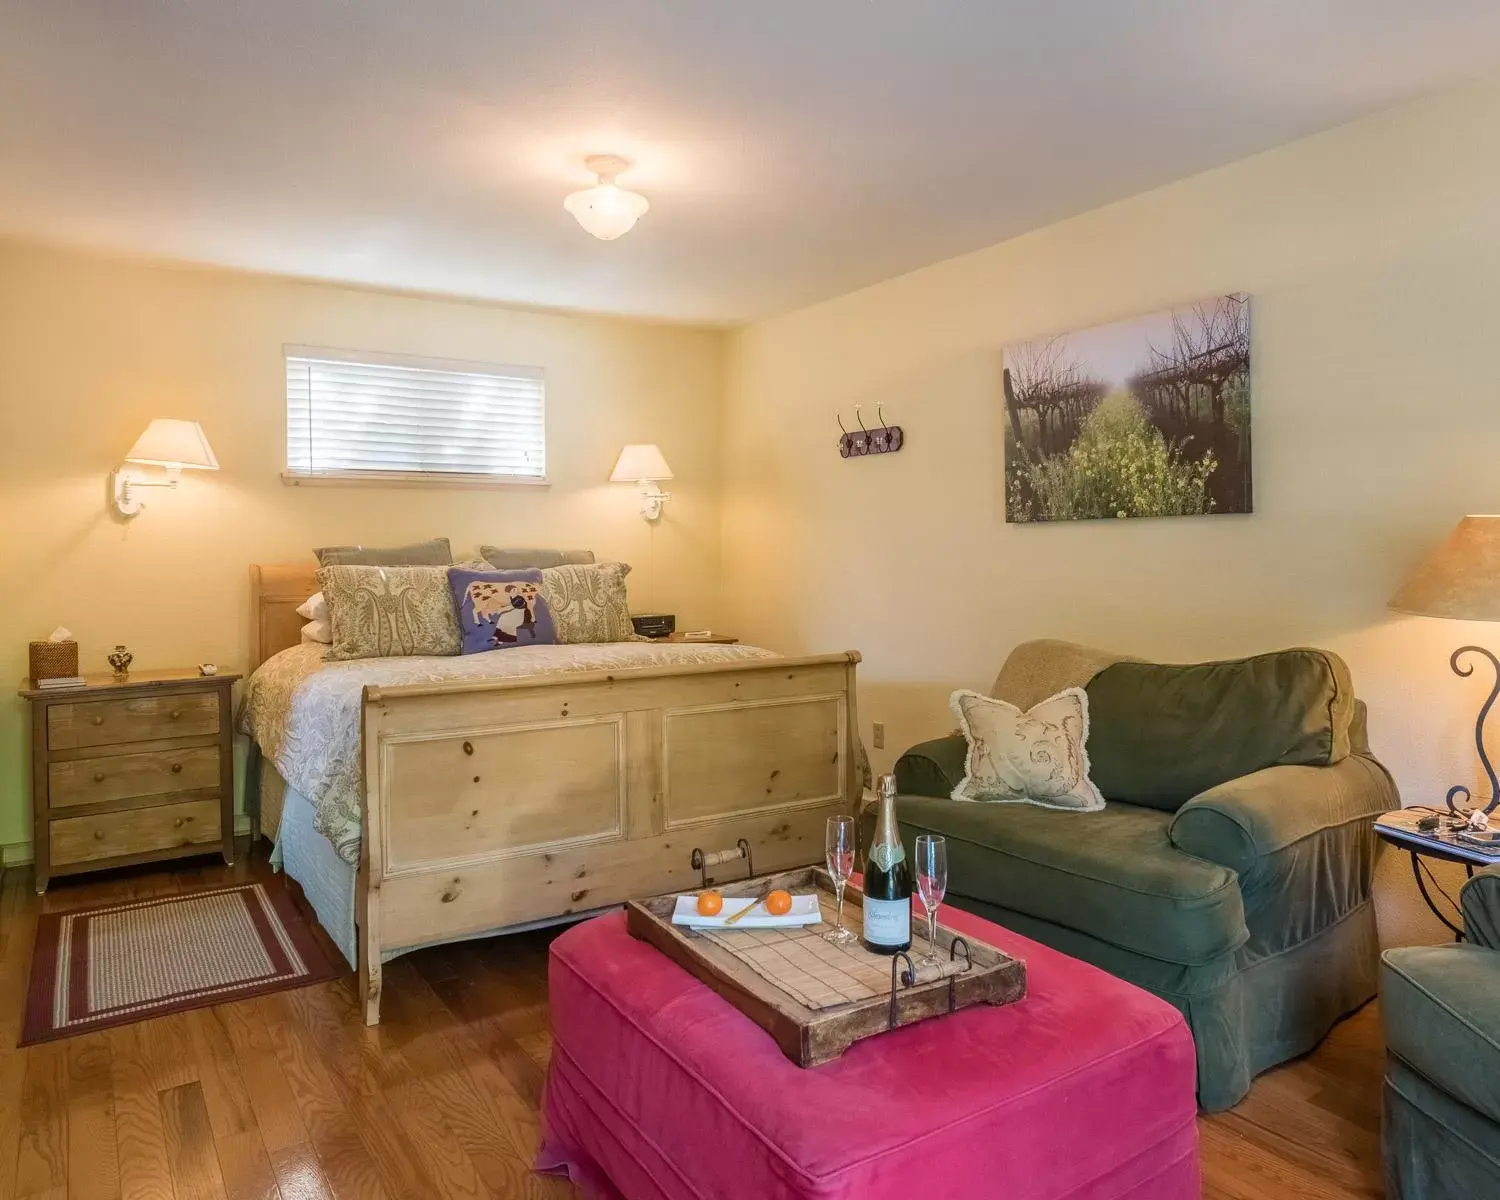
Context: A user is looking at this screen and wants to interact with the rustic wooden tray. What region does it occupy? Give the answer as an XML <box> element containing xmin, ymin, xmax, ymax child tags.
<box><xmin>626</xmin><ymin>866</ymin><xmax>1027</xmax><ymax>1066</ymax></box>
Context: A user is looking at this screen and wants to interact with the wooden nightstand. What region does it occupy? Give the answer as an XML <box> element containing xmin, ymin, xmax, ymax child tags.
<box><xmin>662</xmin><ymin>632</ymin><xmax>740</xmax><ymax>645</ymax></box>
<box><xmin>19</xmin><ymin>668</ymin><xmax>240</xmax><ymax>893</ymax></box>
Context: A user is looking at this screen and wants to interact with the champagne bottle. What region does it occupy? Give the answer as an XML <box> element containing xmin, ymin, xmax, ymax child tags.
<box><xmin>862</xmin><ymin>774</ymin><xmax>911</xmax><ymax>954</ymax></box>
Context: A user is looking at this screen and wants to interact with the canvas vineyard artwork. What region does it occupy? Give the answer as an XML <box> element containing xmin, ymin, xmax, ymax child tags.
<box><xmin>1003</xmin><ymin>294</ymin><xmax>1251</xmax><ymax>522</ymax></box>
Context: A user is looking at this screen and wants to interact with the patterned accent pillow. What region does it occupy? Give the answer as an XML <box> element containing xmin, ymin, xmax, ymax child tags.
<box><xmin>447</xmin><ymin>567</ymin><xmax>559</xmax><ymax>654</ymax></box>
<box><xmin>317</xmin><ymin>565</ymin><xmax>461</xmax><ymax>660</ymax></box>
<box><xmin>540</xmin><ymin>562</ymin><xmax>634</xmax><ymax>643</ymax></box>
<box><xmin>949</xmin><ymin>687</ymin><xmax>1104</xmax><ymax>812</ymax></box>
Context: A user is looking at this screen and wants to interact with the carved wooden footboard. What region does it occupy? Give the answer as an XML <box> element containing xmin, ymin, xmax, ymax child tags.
<box><xmin>355</xmin><ymin>651</ymin><xmax>860</xmax><ymax>1023</ymax></box>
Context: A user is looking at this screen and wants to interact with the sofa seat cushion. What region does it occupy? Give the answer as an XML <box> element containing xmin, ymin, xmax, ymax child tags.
<box><xmin>1383</xmin><ymin>944</ymin><xmax>1500</xmax><ymax>1127</ymax></box>
<box><xmin>892</xmin><ymin>794</ymin><xmax>1246</xmax><ymax>966</ymax></box>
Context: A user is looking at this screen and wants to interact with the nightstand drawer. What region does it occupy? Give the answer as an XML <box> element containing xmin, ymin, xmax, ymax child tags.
<box><xmin>49</xmin><ymin>746</ymin><xmax>221</xmax><ymax>809</ymax></box>
<box><xmin>48</xmin><ymin>692</ymin><xmax>220</xmax><ymax>749</ymax></box>
<box><xmin>50</xmin><ymin>799</ymin><xmax>222</xmax><ymax>866</ymax></box>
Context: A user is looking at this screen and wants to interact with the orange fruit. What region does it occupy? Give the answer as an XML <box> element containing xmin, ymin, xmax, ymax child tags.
<box><xmin>696</xmin><ymin>890</ymin><xmax>724</xmax><ymax>917</ymax></box>
<box><xmin>765</xmin><ymin>889</ymin><xmax>793</xmax><ymax>917</ymax></box>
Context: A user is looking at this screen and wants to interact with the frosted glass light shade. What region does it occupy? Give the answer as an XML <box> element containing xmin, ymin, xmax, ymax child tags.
<box><xmin>124</xmin><ymin>419</ymin><xmax>219</xmax><ymax>470</ymax></box>
<box><xmin>564</xmin><ymin>155</ymin><xmax>649</xmax><ymax>241</ymax></box>
<box><xmin>563</xmin><ymin>182</ymin><xmax>649</xmax><ymax>240</ymax></box>
<box><xmin>610</xmin><ymin>444</ymin><xmax>673</xmax><ymax>482</ymax></box>
<box><xmin>1389</xmin><ymin>516</ymin><xmax>1500</xmax><ymax>621</ymax></box>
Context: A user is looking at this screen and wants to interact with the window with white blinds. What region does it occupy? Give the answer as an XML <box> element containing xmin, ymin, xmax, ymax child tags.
<box><xmin>284</xmin><ymin>347</ymin><xmax>547</xmax><ymax>483</ymax></box>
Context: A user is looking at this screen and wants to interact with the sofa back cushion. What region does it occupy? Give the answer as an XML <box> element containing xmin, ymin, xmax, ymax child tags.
<box><xmin>1083</xmin><ymin>649</ymin><xmax>1356</xmax><ymax>811</ymax></box>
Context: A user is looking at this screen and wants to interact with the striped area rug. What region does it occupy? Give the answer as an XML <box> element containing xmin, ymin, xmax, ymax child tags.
<box><xmin>22</xmin><ymin>881</ymin><xmax>342</xmax><ymax>1045</ymax></box>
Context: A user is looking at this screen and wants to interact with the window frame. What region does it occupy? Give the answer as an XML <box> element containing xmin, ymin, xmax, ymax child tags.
<box><xmin>281</xmin><ymin>345</ymin><xmax>550</xmax><ymax>489</ymax></box>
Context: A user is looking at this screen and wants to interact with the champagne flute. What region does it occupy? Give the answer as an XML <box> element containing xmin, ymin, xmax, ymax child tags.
<box><xmin>823</xmin><ymin>815</ymin><xmax>857</xmax><ymax>944</ymax></box>
<box><xmin>915</xmin><ymin>834</ymin><xmax>948</xmax><ymax>963</ymax></box>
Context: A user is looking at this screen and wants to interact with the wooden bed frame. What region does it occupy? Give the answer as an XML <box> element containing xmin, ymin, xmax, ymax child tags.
<box><xmin>249</xmin><ymin>564</ymin><xmax>861</xmax><ymax>1024</ymax></box>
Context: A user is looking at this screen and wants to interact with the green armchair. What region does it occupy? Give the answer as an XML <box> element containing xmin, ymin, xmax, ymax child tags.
<box><xmin>1383</xmin><ymin>868</ymin><xmax>1500</xmax><ymax>1198</ymax></box>
<box><xmin>883</xmin><ymin>639</ymin><xmax>1399</xmax><ymax>1111</ymax></box>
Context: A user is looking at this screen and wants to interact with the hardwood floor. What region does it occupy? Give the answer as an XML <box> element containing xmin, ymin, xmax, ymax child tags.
<box><xmin>0</xmin><ymin>848</ymin><xmax>1387</xmax><ymax>1199</ymax></box>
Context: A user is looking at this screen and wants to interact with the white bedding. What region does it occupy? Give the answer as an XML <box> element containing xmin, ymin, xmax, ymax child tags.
<box><xmin>239</xmin><ymin>640</ymin><xmax>777</xmax><ymax>864</ymax></box>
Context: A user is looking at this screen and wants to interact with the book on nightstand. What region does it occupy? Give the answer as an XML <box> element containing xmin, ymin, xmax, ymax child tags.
<box><xmin>32</xmin><ymin>675</ymin><xmax>86</xmax><ymax>690</ymax></box>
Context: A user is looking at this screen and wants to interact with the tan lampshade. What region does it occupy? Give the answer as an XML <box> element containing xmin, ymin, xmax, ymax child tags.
<box><xmin>609</xmin><ymin>443</ymin><xmax>673</xmax><ymax>482</ymax></box>
<box><xmin>1389</xmin><ymin>515</ymin><xmax>1500</xmax><ymax>621</ymax></box>
<box><xmin>124</xmin><ymin>419</ymin><xmax>219</xmax><ymax>470</ymax></box>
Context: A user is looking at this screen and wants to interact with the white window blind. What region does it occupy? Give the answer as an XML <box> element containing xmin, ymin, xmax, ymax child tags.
<box><xmin>284</xmin><ymin>347</ymin><xmax>546</xmax><ymax>483</ymax></box>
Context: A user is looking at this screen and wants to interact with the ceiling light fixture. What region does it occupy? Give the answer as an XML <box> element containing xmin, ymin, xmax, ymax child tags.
<box><xmin>564</xmin><ymin>155</ymin><xmax>649</xmax><ymax>241</ymax></box>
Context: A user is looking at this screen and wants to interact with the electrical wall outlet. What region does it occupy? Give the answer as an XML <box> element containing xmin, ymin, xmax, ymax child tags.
<box><xmin>872</xmin><ymin>722</ymin><xmax>885</xmax><ymax>750</ymax></box>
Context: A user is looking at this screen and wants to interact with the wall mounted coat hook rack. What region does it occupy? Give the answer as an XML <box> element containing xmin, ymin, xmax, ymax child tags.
<box><xmin>838</xmin><ymin>404</ymin><xmax>904</xmax><ymax>458</ymax></box>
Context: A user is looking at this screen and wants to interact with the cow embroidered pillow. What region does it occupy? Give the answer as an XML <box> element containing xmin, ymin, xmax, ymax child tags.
<box><xmin>949</xmin><ymin>687</ymin><xmax>1105</xmax><ymax>812</ymax></box>
<box><xmin>447</xmin><ymin>567</ymin><xmax>559</xmax><ymax>654</ymax></box>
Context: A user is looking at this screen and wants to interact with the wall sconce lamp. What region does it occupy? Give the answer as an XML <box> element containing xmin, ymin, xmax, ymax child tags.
<box><xmin>112</xmin><ymin>419</ymin><xmax>220</xmax><ymax>517</ymax></box>
<box><xmin>610</xmin><ymin>444</ymin><xmax>674</xmax><ymax>522</ymax></box>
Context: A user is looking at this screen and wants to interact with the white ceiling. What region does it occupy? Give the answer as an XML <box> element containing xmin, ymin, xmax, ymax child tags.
<box><xmin>4</xmin><ymin>2</ymin><xmax>1500</xmax><ymax>325</ymax></box>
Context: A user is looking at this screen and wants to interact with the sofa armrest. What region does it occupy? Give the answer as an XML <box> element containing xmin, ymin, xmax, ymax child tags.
<box><xmin>1462</xmin><ymin>867</ymin><xmax>1500</xmax><ymax>949</ymax></box>
<box><xmin>1168</xmin><ymin>752</ymin><xmax>1399</xmax><ymax>881</ymax></box>
<box><xmin>894</xmin><ymin>736</ymin><xmax>967</xmax><ymax>799</ymax></box>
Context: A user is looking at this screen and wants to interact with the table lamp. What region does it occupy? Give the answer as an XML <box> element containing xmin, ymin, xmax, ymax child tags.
<box><xmin>1389</xmin><ymin>515</ymin><xmax>1500</xmax><ymax>818</ymax></box>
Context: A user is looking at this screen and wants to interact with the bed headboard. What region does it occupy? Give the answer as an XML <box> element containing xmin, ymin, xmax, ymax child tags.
<box><xmin>249</xmin><ymin>564</ymin><xmax>320</xmax><ymax>671</ymax></box>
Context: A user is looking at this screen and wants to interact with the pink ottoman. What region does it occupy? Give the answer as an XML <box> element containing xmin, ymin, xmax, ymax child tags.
<box><xmin>538</xmin><ymin>905</ymin><xmax>1199</xmax><ymax>1200</ymax></box>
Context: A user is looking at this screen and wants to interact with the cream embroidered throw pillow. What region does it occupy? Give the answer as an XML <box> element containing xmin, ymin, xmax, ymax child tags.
<box><xmin>949</xmin><ymin>687</ymin><xmax>1105</xmax><ymax>812</ymax></box>
<box><xmin>318</xmin><ymin>565</ymin><xmax>461</xmax><ymax>660</ymax></box>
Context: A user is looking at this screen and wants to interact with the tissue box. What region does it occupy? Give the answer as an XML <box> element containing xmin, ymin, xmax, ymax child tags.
<box><xmin>29</xmin><ymin>639</ymin><xmax>79</xmax><ymax>682</ymax></box>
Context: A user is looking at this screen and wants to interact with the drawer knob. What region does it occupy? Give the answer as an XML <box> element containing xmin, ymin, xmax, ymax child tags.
<box><xmin>93</xmin><ymin>829</ymin><xmax>105</xmax><ymax>840</ymax></box>
<box><xmin>171</xmin><ymin>763</ymin><xmax>183</xmax><ymax>774</ymax></box>
<box><xmin>169</xmin><ymin>710</ymin><xmax>182</xmax><ymax>720</ymax></box>
<box><xmin>174</xmin><ymin>818</ymin><xmax>185</xmax><ymax>828</ymax></box>
<box><xmin>91</xmin><ymin>716</ymin><xmax>104</xmax><ymax>727</ymax></box>
<box><xmin>93</xmin><ymin>772</ymin><xmax>106</xmax><ymax>783</ymax></box>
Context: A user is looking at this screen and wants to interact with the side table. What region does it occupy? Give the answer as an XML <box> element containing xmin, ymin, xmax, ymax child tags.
<box><xmin>1375</xmin><ymin>809</ymin><xmax>1500</xmax><ymax>940</ymax></box>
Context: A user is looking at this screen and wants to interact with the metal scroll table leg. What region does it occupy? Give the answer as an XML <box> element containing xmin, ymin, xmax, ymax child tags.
<box><xmin>1410</xmin><ymin>850</ymin><xmax>1466</xmax><ymax>941</ymax></box>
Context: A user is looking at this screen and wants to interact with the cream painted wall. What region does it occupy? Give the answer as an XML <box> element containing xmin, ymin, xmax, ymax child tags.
<box><xmin>0</xmin><ymin>244</ymin><xmax>726</xmax><ymax>852</ymax></box>
<box><xmin>722</xmin><ymin>72</ymin><xmax>1500</xmax><ymax>946</ymax></box>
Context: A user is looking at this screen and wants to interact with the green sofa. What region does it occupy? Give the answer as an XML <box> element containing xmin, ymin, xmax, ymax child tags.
<box><xmin>1382</xmin><ymin>869</ymin><xmax>1500</xmax><ymax>1198</ymax></box>
<box><xmin>883</xmin><ymin>639</ymin><xmax>1399</xmax><ymax>1111</ymax></box>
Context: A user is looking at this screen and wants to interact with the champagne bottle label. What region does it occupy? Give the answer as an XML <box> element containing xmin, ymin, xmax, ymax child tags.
<box><xmin>868</xmin><ymin>841</ymin><xmax>905</xmax><ymax>873</ymax></box>
<box><xmin>863</xmin><ymin>897</ymin><xmax>910</xmax><ymax>946</ymax></box>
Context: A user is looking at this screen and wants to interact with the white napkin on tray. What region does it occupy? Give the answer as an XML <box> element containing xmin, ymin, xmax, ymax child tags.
<box><xmin>671</xmin><ymin>893</ymin><xmax>824</xmax><ymax>929</ymax></box>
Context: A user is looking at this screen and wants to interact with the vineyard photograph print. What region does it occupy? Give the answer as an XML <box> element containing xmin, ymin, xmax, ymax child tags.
<box><xmin>1003</xmin><ymin>293</ymin><xmax>1251</xmax><ymax>523</ymax></box>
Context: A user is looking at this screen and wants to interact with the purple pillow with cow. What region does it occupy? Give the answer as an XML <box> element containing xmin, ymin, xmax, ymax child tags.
<box><xmin>447</xmin><ymin>567</ymin><xmax>558</xmax><ymax>654</ymax></box>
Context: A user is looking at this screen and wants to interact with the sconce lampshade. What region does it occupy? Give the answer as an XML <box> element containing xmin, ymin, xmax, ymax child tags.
<box><xmin>1388</xmin><ymin>515</ymin><xmax>1500</xmax><ymax>621</ymax></box>
<box><xmin>609</xmin><ymin>443</ymin><xmax>673</xmax><ymax>483</ymax></box>
<box><xmin>125</xmin><ymin>419</ymin><xmax>219</xmax><ymax>471</ymax></box>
